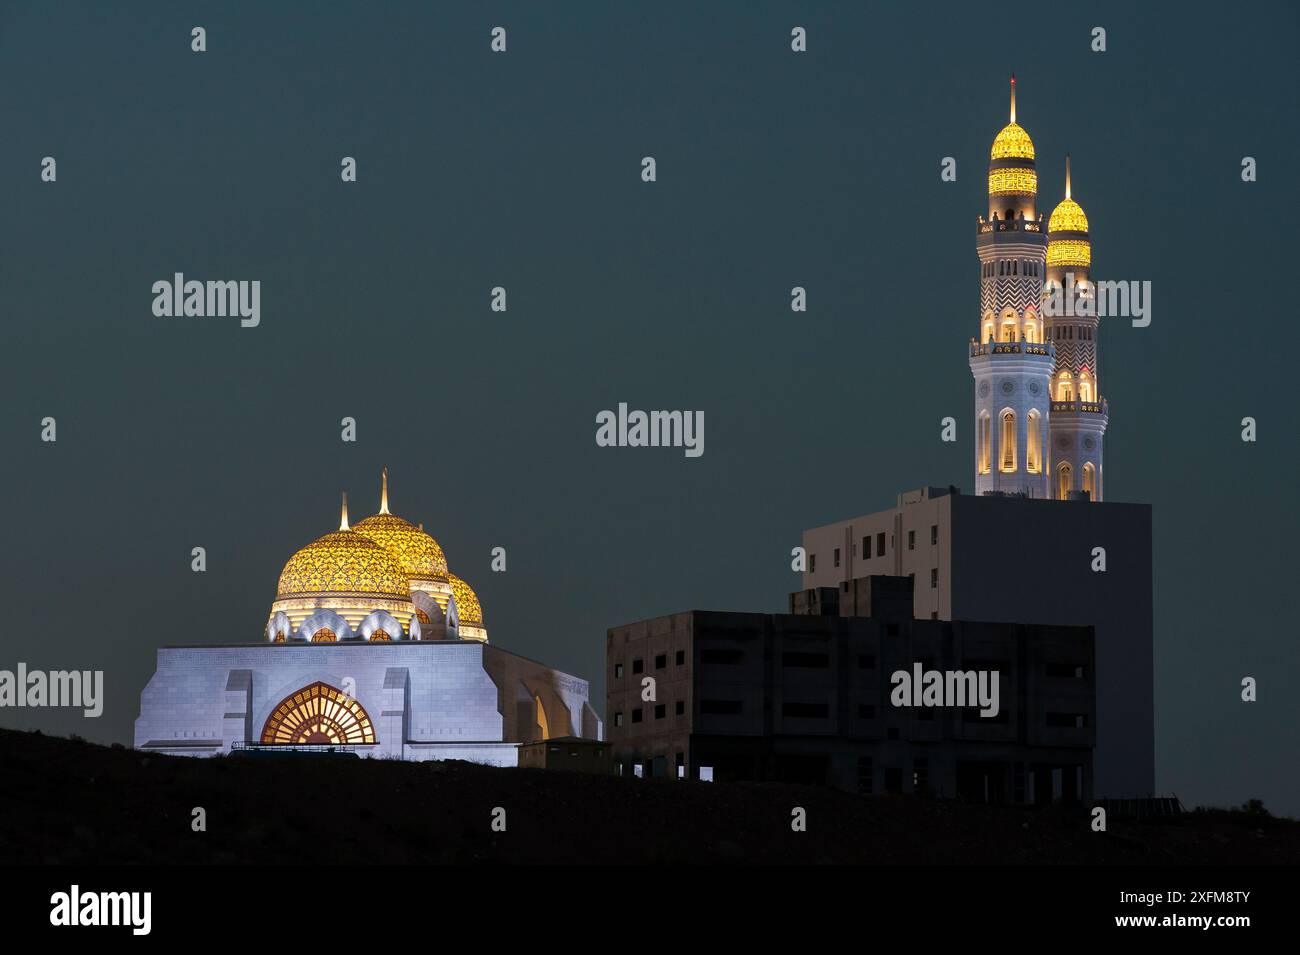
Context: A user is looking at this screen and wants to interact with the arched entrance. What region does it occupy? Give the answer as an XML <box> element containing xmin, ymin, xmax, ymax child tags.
<box><xmin>260</xmin><ymin>681</ymin><xmax>376</xmax><ymax>745</ymax></box>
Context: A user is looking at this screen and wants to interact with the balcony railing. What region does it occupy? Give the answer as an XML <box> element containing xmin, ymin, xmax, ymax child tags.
<box><xmin>977</xmin><ymin>218</ymin><xmax>1043</xmax><ymax>235</ymax></box>
<box><xmin>1050</xmin><ymin>399</ymin><xmax>1108</xmax><ymax>415</ymax></box>
<box><xmin>969</xmin><ymin>340</ymin><xmax>1055</xmax><ymax>358</ymax></box>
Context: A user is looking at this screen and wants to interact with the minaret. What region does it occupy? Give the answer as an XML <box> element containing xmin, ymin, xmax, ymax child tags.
<box><xmin>379</xmin><ymin>467</ymin><xmax>390</xmax><ymax>514</ymax></box>
<box><xmin>970</xmin><ymin>76</ymin><xmax>1053</xmax><ymax>497</ymax></box>
<box><xmin>1045</xmin><ymin>156</ymin><xmax>1108</xmax><ymax>500</ymax></box>
<box><xmin>339</xmin><ymin>491</ymin><xmax>350</xmax><ymax>531</ymax></box>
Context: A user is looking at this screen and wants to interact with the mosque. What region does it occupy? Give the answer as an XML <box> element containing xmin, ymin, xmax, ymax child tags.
<box><xmin>134</xmin><ymin>470</ymin><xmax>602</xmax><ymax>763</ymax></box>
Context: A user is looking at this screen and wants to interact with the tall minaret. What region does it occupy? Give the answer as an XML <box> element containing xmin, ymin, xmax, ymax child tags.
<box><xmin>1045</xmin><ymin>156</ymin><xmax>1108</xmax><ymax>500</ymax></box>
<box><xmin>970</xmin><ymin>75</ymin><xmax>1054</xmax><ymax>497</ymax></box>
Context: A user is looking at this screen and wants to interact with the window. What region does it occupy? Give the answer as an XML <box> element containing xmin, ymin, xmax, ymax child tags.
<box><xmin>782</xmin><ymin>651</ymin><xmax>830</xmax><ymax>668</ymax></box>
<box><xmin>809</xmin><ymin>554</ymin><xmax>816</xmax><ymax>573</ymax></box>
<box><xmin>1026</xmin><ymin>409</ymin><xmax>1042</xmax><ymax>473</ymax></box>
<box><xmin>862</xmin><ymin>535</ymin><xmax>871</xmax><ymax>558</ymax></box>
<box><xmin>858</xmin><ymin>704</ymin><xmax>877</xmax><ymax>719</ymax></box>
<box><xmin>1082</xmin><ymin>462</ymin><xmax>1096</xmax><ymax>500</ymax></box>
<box><xmin>876</xmin><ymin>532</ymin><xmax>886</xmax><ymax>555</ymax></box>
<box><xmin>1057</xmin><ymin>462</ymin><xmax>1073</xmax><ymax>500</ymax></box>
<box><xmin>930</xmin><ymin>568</ymin><xmax>938</xmax><ymax>589</ymax></box>
<box><xmin>675</xmin><ymin>650</ymin><xmax>685</xmax><ymax>666</ymax></box>
<box><xmin>782</xmin><ymin>702</ymin><xmax>829</xmax><ymax>719</ymax></box>
<box><xmin>654</xmin><ymin>704</ymin><xmax>666</xmax><ymax>720</ymax></box>
<box><xmin>700</xmin><ymin>699</ymin><xmax>742</xmax><ymax>715</ymax></box>
<box><xmin>675</xmin><ymin>700</ymin><xmax>684</xmax><ymax>716</ymax></box>
<box><xmin>654</xmin><ymin>654</ymin><xmax>666</xmax><ymax>670</ymax></box>
<box><xmin>614</xmin><ymin>711</ymin><xmax>623</xmax><ymax>727</ymax></box>
<box><xmin>977</xmin><ymin>411</ymin><xmax>991</xmax><ymax>474</ymax></box>
<box><xmin>907</xmin><ymin>530</ymin><xmax>915</xmax><ymax>550</ymax></box>
<box><xmin>631</xmin><ymin>708</ymin><xmax>643</xmax><ymax>723</ymax></box>
<box><xmin>700</xmin><ymin>648</ymin><xmax>743</xmax><ymax>665</ymax></box>
<box><xmin>833</xmin><ymin>547</ymin><xmax>841</xmax><ymax>568</ymax></box>
<box><xmin>999</xmin><ymin>410</ymin><xmax>1017</xmax><ymax>472</ymax></box>
<box><xmin>857</xmin><ymin>653</ymin><xmax>876</xmax><ymax>669</ymax></box>
<box><xmin>930</xmin><ymin>524</ymin><xmax>938</xmax><ymax>545</ymax></box>
<box><xmin>614</xmin><ymin>663</ymin><xmax>623</xmax><ymax>678</ymax></box>
<box><xmin>632</xmin><ymin>658</ymin><xmax>643</xmax><ymax>674</ymax></box>
<box><xmin>913</xmin><ymin>758</ymin><xmax>929</xmax><ymax>791</ymax></box>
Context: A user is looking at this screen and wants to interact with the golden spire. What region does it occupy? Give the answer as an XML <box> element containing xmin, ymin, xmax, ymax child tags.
<box><xmin>1009</xmin><ymin>72</ymin><xmax>1016</xmax><ymax>123</ymax></box>
<box><xmin>339</xmin><ymin>491</ymin><xmax>350</xmax><ymax>531</ymax></box>
<box><xmin>380</xmin><ymin>467</ymin><xmax>390</xmax><ymax>515</ymax></box>
<box><xmin>1065</xmin><ymin>154</ymin><xmax>1072</xmax><ymax>200</ymax></box>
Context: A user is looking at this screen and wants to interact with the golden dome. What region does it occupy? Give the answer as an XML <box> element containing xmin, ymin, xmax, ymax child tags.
<box><xmin>276</xmin><ymin>529</ymin><xmax>411</xmax><ymax>600</ymax></box>
<box><xmin>990</xmin><ymin>123</ymin><xmax>1035</xmax><ymax>161</ymax></box>
<box><xmin>351</xmin><ymin>470</ymin><xmax>449</xmax><ymax>582</ymax></box>
<box><xmin>353</xmin><ymin>513</ymin><xmax>449</xmax><ymax>581</ymax></box>
<box><xmin>1048</xmin><ymin>198</ymin><xmax>1088</xmax><ymax>233</ymax></box>
<box><xmin>449</xmin><ymin>573</ymin><xmax>483</xmax><ymax>625</ymax></box>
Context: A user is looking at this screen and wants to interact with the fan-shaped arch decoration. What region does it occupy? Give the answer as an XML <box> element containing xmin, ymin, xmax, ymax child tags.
<box><xmin>260</xmin><ymin>682</ymin><xmax>376</xmax><ymax>745</ymax></box>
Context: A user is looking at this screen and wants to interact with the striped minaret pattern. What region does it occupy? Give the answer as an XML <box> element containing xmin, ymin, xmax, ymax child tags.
<box><xmin>1045</xmin><ymin>155</ymin><xmax>1108</xmax><ymax>501</ymax></box>
<box><xmin>969</xmin><ymin>76</ymin><xmax>1054</xmax><ymax>498</ymax></box>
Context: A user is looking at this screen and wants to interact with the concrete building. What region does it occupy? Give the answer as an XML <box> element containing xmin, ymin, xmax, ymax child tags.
<box><xmin>606</xmin><ymin>577</ymin><xmax>1095</xmax><ymax>803</ymax></box>
<box><xmin>801</xmin><ymin>486</ymin><xmax>1152</xmax><ymax>796</ymax></box>
<box><xmin>135</xmin><ymin>471</ymin><xmax>601</xmax><ymax>762</ymax></box>
<box><xmin>518</xmin><ymin>736</ymin><xmax>613</xmax><ymax>775</ymax></box>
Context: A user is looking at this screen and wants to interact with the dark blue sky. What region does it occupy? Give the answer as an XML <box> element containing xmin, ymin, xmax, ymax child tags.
<box><xmin>2</xmin><ymin>1</ymin><xmax>1297</xmax><ymax>814</ymax></box>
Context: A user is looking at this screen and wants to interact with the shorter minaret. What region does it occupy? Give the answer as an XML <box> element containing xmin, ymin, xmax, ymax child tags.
<box><xmin>1045</xmin><ymin>156</ymin><xmax>1108</xmax><ymax>501</ymax></box>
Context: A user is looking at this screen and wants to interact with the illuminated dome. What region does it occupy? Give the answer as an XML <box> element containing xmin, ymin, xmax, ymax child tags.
<box><xmin>990</xmin><ymin>122</ymin><xmax>1035</xmax><ymax>161</ymax></box>
<box><xmin>449</xmin><ymin>573</ymin><xmax>483</xmax><ymax>625</ymax></box>
<box><xmin>1048</xmin><ymin>197</ymin><xmax>1088</xmax><ymax>234</ymax></box>
<box><xmin>353</xmin><ymin>513</ymin><xmax>449</xmax><ymax>581</ymax></box>
<box><xmin>275</xmin><ymin>529</ymin><xmax>410</xmax><ymax>600</ymax></box>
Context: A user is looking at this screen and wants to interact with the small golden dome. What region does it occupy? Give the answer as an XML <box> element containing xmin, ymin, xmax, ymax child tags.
<box><xmin>990</xmin><ymin>123</ymin><xmax>1035</xmax><ymax>161</ymax></box>
<box><xmin>1049</xmin><ymin>197</ymin><xmax>1088</xmax><ymax>233</ymax></box>
<box><xmin>276</xmin><ymin>529</ymin><xmax>411</xmax><ymax>600</ymax></box>
<box><xmin>449</xmin><ymin>573</ymin><xmax>483</xmax><ymax>625</ymax></box>
<box><xmin>353</xmin><ymin>513</ymin><xmax>449</xmax><ymax>581</ymax></box>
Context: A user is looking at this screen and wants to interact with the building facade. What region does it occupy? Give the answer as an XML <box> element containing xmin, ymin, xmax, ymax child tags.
<box><xmin>606</xmin><ymin>580</ymin><xmax>1095</xmax><ymax>804</ymax></box>
<box><xmin>800</xmin><ymin>485</ymin><xmax>1153</xmax><ymax>796</ymax></box>
<box><xmin>135</xmin><ymin>472</ymin><xmax>601</xmax><ymax>762</ymax></box>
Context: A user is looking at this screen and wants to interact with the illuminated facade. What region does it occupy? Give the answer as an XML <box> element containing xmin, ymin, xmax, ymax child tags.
<box><xmin>971</xmin><ymin>78</ymin><xmax>1107</xmax><ymax>500</ymax></box>
<box><xmin>135</xmin><ymin>472</ymin><xmax>602</xmax><ymax>762</ymax></box>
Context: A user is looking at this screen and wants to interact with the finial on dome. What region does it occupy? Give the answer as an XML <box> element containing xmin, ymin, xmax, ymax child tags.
<box><xmin>380</xmin><ymin>467</ymin><xmax>390</xmax><ymax>515</ymax></box>
<box><xmin>1009</xmin><ymin>72</ymin><xmax>1016</xmax><ymax>123</ymax></box>
<box><xmin>340</xmin><ymin>491</ymin><xmax>350</xmax><ymax>531</ymax></box>
<box><xmin>1065</xmin><ymin>154</ymin><xmax>1072</xmax><ymax>200</ymax></box>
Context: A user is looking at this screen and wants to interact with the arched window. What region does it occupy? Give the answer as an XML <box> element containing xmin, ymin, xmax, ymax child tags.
<box><xmin>1079</xmin><ymin>373</ymin><xmax>1093</xmax><ymax>402</ymax></box>
<box><xmin>999</xmin><ymin>261</ymin><xmax>1004</xmax><ymax>276</ymax></box>
<box><xmin>1023</xmin><ymin>311</ymin><xmax>1039</xmax><ymax>344</ymax></box>
<box><xmin>311</xmin><ymin>628</ymin><xmax>337</xmax><ymax>643</ymax></box>
<box><xmin>1013</xmin><ymin>261</ymin><xmax>1018</xmax><ymax>275</ymax></box>
<box><xmin>1082</xmin><ymin>462</ymin><xmax>1096</xmax><ymax>500</ymax></box>
<box><xmin>977</xmin><ymin>411</ymin><xmax>991</xmax><ymax>474</ymax></box>
<box><xmin>369</xmin><ymin>629</ymin><xmax>390</xmax><ymax>642</ymax></box>
<box><xmin>999</xmin><ymin>411</ymin><xmax>1017</xmax><ymax>472</ymax></box>
<box><xmin>1057</xmin><ymin>372</ymin><xmax>1074</xmax><ymax>402</ymax></box>
<box><xmin>1026</xmin><ymin>410</ymin><xmax>1042</xmax><ymax>473</ymax></box>
<box><xmin>261</xmin><ymin>682</ymin><xmax>376</xmax><ymax>745</ymax></box>
<box><xmin>1057</xmin><ymin>463</ymin><xmax>1073</xmax><ymax>500</ymax></box>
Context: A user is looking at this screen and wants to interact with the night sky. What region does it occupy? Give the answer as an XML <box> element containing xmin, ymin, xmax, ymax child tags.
<box><xmin>2</xmin><ymin>2</ymin><xmax>1296</xmax><ymax>815</ymax></box>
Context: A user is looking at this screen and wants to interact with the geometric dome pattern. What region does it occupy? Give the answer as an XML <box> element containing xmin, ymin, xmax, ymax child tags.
<box><xmin>990</xmin><ymin>122</ymin><xmax>1035</xmax><ymax>161</ymax></box>
<box><xmin>352</xmin><ymin>513</ymin><xmax>449</xmax><ymax>581</ymax></box>
<box><xmin>448</xmin><ymin>573</ymin><xmax>484</xmax><ymax>625</ymax></box>
<box><xmin>1048</xmin><ymin>197</ymin><xmax>1089</xmax><ymax>234</ymax></box>
<box><xmin>275</xmin><ymin>529</ymin><xmax>411</xmax><ymax>600</ymax></box>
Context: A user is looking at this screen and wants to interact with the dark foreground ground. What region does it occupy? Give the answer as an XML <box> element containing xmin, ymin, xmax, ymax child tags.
<box><xmin>0</xmin><ymin>729</ymin><xmax>1294</xmax><ymax>865</ymax></box>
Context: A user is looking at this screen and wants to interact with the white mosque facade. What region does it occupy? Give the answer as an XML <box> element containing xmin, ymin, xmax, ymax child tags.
<box><xmin>135</xmin><ymin>472</ymin><xmax>602</xmax><ymax>763</ymax></box>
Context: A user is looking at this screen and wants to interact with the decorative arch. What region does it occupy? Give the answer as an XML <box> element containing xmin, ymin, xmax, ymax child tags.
<box><xmin>1078</xmin><ymin>370</ymin><xmax>1094</xmax><ymax>402</ymax></box>
<box><xmin>266</xmin><ymin>610</ymin><xmax>291</xmax><ymax>643</ymax></box>
<box><xmin>977</xmin><ymin>411</ymin><xmax>992</xmax><ymax>475</ymax></box>
<box><xmin>982</xmin><ymin>310</ymin><xmax>995</xmax><ymax>344</ymax></box>
<box><xmin>1082</xmin><ymin>462</ymin><xmax>1097</xmax><ymax>500</ymax></box>
<box><xmin>999</xmin><ymin>308</ymin><xmax>1019</xmax><ymax>343</ymax></box>
<box><xmin>1026</xmin><ymin>409</ymin><xmax>1042</xmax><ymax>473</ymax></box>
<box><xmin>1023</xmin><ymin>308</ymin><xmax>1040</xmax><ymax>344</ymax></box>
<box><xmin>295</xmin><ymin>609</ymin><xmax>353</xmax><ymax>643</ymax></box>
<box><xmin>998</xmin><ymin>409</ymin><xmax>1017</xmax><ymax>472</ymax></box>
<box><xmin>260</xmin><ymin>682</ymin><xmax>376</xmax><ymax>745</ymax></box>
<box><xmin>1057</xmin><ymin>462</ymin><xmax>1073</xmax><ymax>500</ymax></box>
<box><xmin>358</xmin><ymin>609</ymin><xmax>404</xmax><ymax>642</ymax></box>
<box><xmin>1056</xmin><ymin>371</ymin><xmax>1074</xmax><ymax>402</ymax></box>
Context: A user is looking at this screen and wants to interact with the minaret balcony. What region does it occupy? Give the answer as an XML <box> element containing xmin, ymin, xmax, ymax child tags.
<box><xmin>969</xmin><ymin>340</ymin><xmax>1055</xmax><ymax>359</ymax></box>
<box><xmin>1050</xmin><ymin>398</ymin><xmax>1108</xmax><ymax>416</ymax></box>
<box><xmin>977</xmin><ymin>218</ymin><xmax>1044</xmax><ymax>236</ymax></box>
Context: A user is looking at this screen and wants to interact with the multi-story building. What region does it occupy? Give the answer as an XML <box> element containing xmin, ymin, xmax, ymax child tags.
<box><xmin>801</xmin><ymin>485</ymin><xmax>1152</xmax><ymax>796</ymax></box>
<box><xmin>606</xmin><ymin>576</ymin><xmax>1095</xmax><ymax>803</ymax></box>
